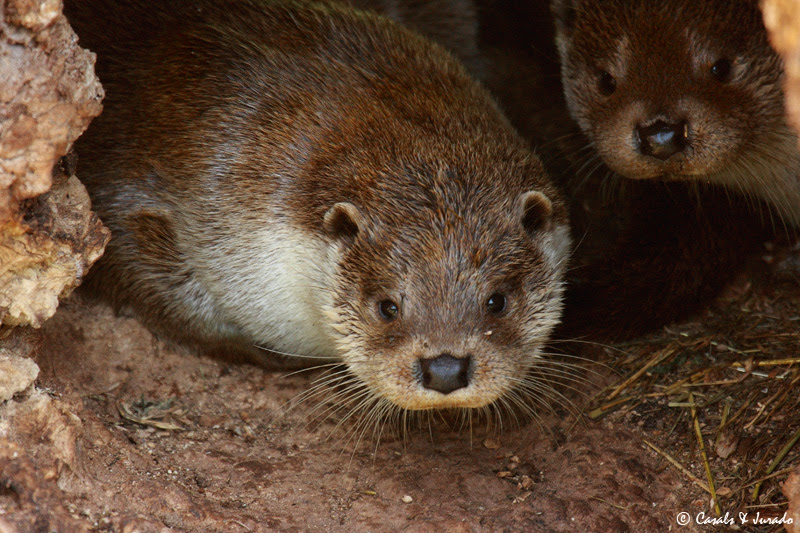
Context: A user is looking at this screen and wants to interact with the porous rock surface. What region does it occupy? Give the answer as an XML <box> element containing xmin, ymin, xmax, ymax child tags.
<box><xmin>0</xmin><ymin>0</ymin><xmax>107</xmax><ymax>330</ymax></box>
<box><xmin>763</xmin><ymin>0</ymin><xmax>800</xmax><ymax>141</ymax></box>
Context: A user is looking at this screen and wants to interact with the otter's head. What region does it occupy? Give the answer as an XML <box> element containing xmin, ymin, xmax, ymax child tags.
<box><xmin>318</xmin><ymin>160</ymin><xmax>569</xmax><ymax>411</ymax></box>
<box><xmin>552</xmin><ymin>0</ymin><xmax>797</xmax><ymax>194</ymax></box>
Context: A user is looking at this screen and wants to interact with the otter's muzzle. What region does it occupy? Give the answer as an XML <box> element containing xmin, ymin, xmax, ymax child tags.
<box><xmin>417</xmin><ymin>354</ymin><xmax>471</xmax><ymax>394</ymax></box>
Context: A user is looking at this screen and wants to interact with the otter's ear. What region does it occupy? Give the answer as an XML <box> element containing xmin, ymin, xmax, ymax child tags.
<box><xmin>518</xmin><ymin>190</ymin><xmax>554</xmax><ymax>236</ymax></box>
<box><xmin>323</xmin><ymin>202</ymin><xmax>362</xmax><ymax>241</ymax></box>
<box><xmin>551</xmin><ymin>0</ymin><xmax>579</xmax><ymax>36</ymax></box>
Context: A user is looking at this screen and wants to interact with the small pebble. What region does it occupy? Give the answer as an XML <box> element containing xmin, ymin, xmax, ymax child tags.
<box><xmin>483</xmin><ymin>438</ymin><xmax>500</xmax><ymax>450</ymax></box>
<box><xmin>518</xmin><ymin>475</ymin><xmax>534</xmax><ymax>490</ymax></box>
<box><xmin>402</xmin><ymin>495</ymin><xmax>413</xmax><ymax>503</ymax></box>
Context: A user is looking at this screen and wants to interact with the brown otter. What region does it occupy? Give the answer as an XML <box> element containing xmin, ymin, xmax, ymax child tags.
<box><xmin>552</xmin><ymin>0</ymin><xmax>800</xmax><ymax>226</ymax></box>
<box><xmin>476</xmin><ymin>0</ymin><xmax>777</xmax><ymax>339</ymax></box>
<box><xmin>64</xmin><ymin>0</ymin><xmax>570</xmax><ymax>411</ymax></box>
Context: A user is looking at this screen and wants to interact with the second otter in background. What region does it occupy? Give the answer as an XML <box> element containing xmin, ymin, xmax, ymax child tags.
<box><xmin>476</xmin><ymin>0</ymin><xmax>777</xmax><ymax>339</ymax></box>
<box><xmin>552</xmin><ymin>0</ymin><xmax>800</xmax><ymax>225</ymax></box>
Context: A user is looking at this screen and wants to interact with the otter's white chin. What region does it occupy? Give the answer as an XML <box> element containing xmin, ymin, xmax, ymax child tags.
<box><xmin>384</xmin><ymin>387</ymin><xmax>508</xmax><ymax>411</ymax></box>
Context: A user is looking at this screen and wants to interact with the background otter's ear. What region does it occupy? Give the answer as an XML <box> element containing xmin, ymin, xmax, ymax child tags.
<box><xmin>323</xmin><ymin>202</ymin><xmax>362</xmax><ymax>242</ymax></box>
<box><xmin>551</xmin><ymin>0</ymin><xmax>579</xmax><ymax>36</ymax></box>
<box><xmin>518</xmin><ymin>190</ymin><xmax>554</xmax><ymax>236</ymax></box>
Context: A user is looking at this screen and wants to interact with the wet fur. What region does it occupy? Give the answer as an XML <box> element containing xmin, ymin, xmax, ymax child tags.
<box><xmin>66</xmin><ymin>0</ymin><xmax>570</xmax><ymax>410</ymax></box>
<box><xmin>477</xmin><ymin>0</ymin><xmax>777</xmax><ymax>339</ymax></box>
<box><xmin>552</xmin><ymin>0</ymin><xmax>800</xmax><ymax>225</ymax></box>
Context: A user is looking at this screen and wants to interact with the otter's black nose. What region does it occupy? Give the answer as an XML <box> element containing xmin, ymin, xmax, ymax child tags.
<box><xmin>636</xmin><ymin>120</ymin><xmax>688</xmax><ymax>161</ymax></box>
<box><xmin>418</xmin><ymin>354</ymin><xmax>471</xmax><ymax>394</ymax></box>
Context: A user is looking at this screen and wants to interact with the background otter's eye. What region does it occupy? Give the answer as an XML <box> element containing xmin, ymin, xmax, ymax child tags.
<box><xmin>710</xmin><ymin>59</ymin><xmax>732</xmax><ymax>82</ymax></box>
<box><xmin>486</xmin><ymin>293</ymin><xmax>507</xmax><ymax>315</ymax></box>
<box><xmin>598</xmin><ymin>71</ymin><xmax>616</xmax><ymax>96</ymax></box>
<box><xmin>378</xmin><ymin>300</ymin><xmax>399</xmax><ymax>321</ymax></box>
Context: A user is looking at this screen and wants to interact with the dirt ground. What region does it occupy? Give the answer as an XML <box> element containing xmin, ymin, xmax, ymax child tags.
<box><xmin>1</xmin><ymin>242</ymin><xmax>798</xmax><ymax>532</ymax></box>
<box><xmin>2</xmin><ymin>301</ymin><xmax>685</xmax><ymax>532</ymax></box>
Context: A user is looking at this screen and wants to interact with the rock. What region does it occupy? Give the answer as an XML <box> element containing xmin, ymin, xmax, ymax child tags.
<box><xmin>0</xmin><ymin>439</ymin><xmax>90</xmax><ymax>532</ymax></box>
<box><xmin>784</xmin><ymin>466</ymin><xmax>800</xmax><ymax>533</ymax></box>
<box><xmin>1</xmin><ymin>0</ymin><xmax>103</xmax><ymax>220</ymax></box>
<box><xmin>0</xmin><ymin>355</ymin><xmax>38</xmax><ymax>402</ymax></box>
<box><xmin>763</xmin><ymin>0</ymin><xmax>800</xmax><ymax>142</ymax></box>
<box><xmin>0</xmin><ymin>328</ymin><xmax>40</xmax><ymax>402</ymax></box>
<box><xmin>0</xmin><ymin>0</ymin><xmax>108</xmax><ymax>329</ymax></box>
<box><xmin>0</xmin><ymin>159</ymin><xmax>110</xmax><ymax>327</ymax></box>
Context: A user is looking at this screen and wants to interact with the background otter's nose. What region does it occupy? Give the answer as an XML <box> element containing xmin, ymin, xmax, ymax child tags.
<box><xmin>636</xmin><ymin>120</ymin><xmax>688</xmax><ymax>160</ymax></box>
<box><xmin>418</xmin><ymin>354</ymin><xmax>471</xmax><ymax>394</ymax></box>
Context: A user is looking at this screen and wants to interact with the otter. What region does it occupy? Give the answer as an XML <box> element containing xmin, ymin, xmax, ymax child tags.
<box><xmin>475</xmin><ymin>0</ymin><xmax>777</xmax><ymax>339</ymax></box>
<box><xmin>552</xmin><ymin>0</ymin><xmax>800</xmax><ymax>226</ymax></box>
<box><xmin>64</xmin><ymin>0</ymin><xmax>570</xmax><ymax>411</ymax></box>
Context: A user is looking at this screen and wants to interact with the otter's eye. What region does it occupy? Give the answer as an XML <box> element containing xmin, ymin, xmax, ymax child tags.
<box><xmin>598</xmin><ymin>71</ymin><xmax>616</xmax><ymax>96</ymax></box>
<box><xmin>378</xmin><ymin>300</ymin><xmax>399</xmax><ymax>321</ymax></box>
<box><xmin>710</xmin><ymin>59</ymin><xmax>732</xmax><ymax>82</ymax></box>
<box><xmin>486</xmin><ymin>293</ymin><xmax>507</xmax><ymax>315</ymax></box>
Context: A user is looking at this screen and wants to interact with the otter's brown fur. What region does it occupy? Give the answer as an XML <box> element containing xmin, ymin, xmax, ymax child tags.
<box><xmin>552</xmin><ymin>0</ymin><xmax>800</xmax><ymax>225</ymax></box>
<box><xmin>65</xmin><ymin>0</ymin><xmax>570</xmax><ymax>411</ymax></box>
<box><xmin>476</xmin><ymin>0</ymin><xmax>777</xmax><ymax>339</ymax></box>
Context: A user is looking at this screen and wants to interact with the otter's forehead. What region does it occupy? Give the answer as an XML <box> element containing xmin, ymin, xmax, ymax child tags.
<box><xmin>374</xmin><ymin>157</ymin><xmax>559</xmax><ymax>215</ymax></box>
<box><xmin>570</xmin><ymin>0</ymin><xmax>767</xmax><ymax>59</ymax></box>
<box><xmin>394</xmin><ymin>220</ymin><xmax>540</xmax><ymax>279</ymax></box>
<box><xmin>352</xmin><ymin>161</ymin><xmax>565</xmax><ymax>282</ymax></box>
<box><xmin>355</xmin><ymin>207</ymin><xmax>551</xmax><ymax>297</ymax></box>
